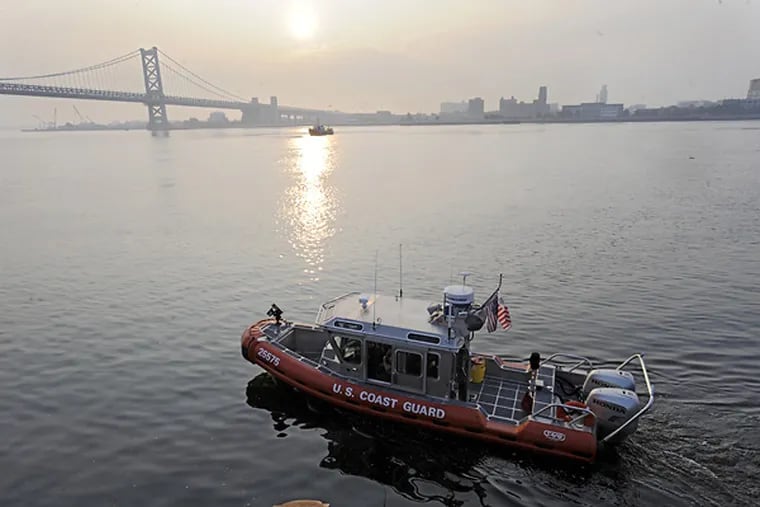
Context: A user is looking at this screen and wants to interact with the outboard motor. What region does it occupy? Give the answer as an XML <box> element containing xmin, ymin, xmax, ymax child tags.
<box><xmin>585</xmin><ymin>387</ymin><xmax>641</xmax><ymax>443</ymax></box>
<box><xmin>582</xmin><ymin>368</ymin><xmax>640</xmax><ymax>442</ymax></box>
<box><xmin>582</xmin><ymin>369</ymin><xmax>636</xmax><ymax>397</ymax></box>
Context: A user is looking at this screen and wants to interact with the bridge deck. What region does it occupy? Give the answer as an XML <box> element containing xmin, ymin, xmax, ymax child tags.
<box><xmin>1</xmin><ymin>82</ymin><xmax>330</xmax><ymax>115</ymax></box>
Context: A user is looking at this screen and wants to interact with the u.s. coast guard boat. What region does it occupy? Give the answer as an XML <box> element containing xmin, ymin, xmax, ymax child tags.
<box><xmin>241</xmin><ymin>275</ymin><xmax>653</xmax><ymax>463</ymax></box>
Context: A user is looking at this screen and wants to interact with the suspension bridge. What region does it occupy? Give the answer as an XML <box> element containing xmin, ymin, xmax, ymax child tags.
<box><xmin>0</xmin><ymin>47</ymin><xmax>335</xmax><ymax>131</ymax></box>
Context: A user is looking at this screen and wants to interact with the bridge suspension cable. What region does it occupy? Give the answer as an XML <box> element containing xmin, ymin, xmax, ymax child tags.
<box><xmin>0</xmin><ymin>50</ymin><xmax>140</xmax><ymax>82</ymax></box>
<box><xmin>160</xmin><ymin>60</ymin><xmax>244</xmax><ymax>102</ymax></box>
<box><xmin>157</xmin><ymin>49</ymin><xmax>247</xmax><ymax>102</ymax></box>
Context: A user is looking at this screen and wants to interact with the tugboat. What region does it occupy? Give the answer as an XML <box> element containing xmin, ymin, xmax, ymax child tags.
<box><xmin>308</xmin><ymin>123</ymin><xmax>334</xmax><ymax>136</ymax></box>
<box><xmin>241</xmin><ymin>274</ymin><xmax>653</xmax><ymax>463</ymax></box>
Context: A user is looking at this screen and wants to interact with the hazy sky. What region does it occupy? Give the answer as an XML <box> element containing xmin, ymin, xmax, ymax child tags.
<box><xmin>2</xmin><ymin>0</ymin><xmax>760</xmax><ymax>125</ymax></box>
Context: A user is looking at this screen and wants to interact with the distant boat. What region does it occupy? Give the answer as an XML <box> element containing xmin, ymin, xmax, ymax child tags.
<box><xmin>309</xmin><ymin>124</ymin><xmax>334</xmax><ymax>136</ymax></box>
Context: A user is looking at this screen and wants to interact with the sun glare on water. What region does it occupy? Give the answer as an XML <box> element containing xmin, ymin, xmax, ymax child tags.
<box><xmin>288</xmin><ymin>4</ymin><xmax>317</xmax><ymax>40</ymax></box>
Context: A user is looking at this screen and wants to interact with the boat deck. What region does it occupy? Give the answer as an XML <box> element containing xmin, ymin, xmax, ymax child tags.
<box><xmin>472</xmin><ymin>365</ymin><xmax>557</xmax><ymax>424</ymax></box>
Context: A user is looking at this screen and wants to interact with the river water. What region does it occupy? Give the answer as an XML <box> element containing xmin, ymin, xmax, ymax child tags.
<box><xmin>1</xmin><ymin>122</ymin><xmax>758</xmax><ymax>506</ymax></box>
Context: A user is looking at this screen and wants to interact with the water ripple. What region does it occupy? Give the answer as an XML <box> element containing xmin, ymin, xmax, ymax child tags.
<box><xmin>1</xmin><ymin>123</ymin><xmax>759</xmax><ymax>506</ymax></box>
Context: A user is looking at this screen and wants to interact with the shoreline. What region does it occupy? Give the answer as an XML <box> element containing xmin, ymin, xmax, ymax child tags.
<box><xmin>19</xmin><ymin>114</ymin><xmax>760</xmax><ymax>133</ymax></box>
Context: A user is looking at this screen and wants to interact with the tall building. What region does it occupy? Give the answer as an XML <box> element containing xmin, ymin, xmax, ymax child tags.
<box><xmin>467</xmin><ymin>97</ymin><xmax>484</xmax><ymax>117</ymax></box>
<box><xmin>536</xmin><ymin>86</ymin><xmax>549</xmax><ymax>116</ymax></box>
<box><xmin>538</xmin><ymin>86</ymin><xmax>548</xmax><ymax>105</ymax></box>
<box><xmin>748</xmin><ymin>78</ymin><xmax>760</xmax><ymax>100</ymax></box>
<box><xmin>598</xmin><ymin>85</ymin><xmax>608</xmax><ymax>104</ymax></box>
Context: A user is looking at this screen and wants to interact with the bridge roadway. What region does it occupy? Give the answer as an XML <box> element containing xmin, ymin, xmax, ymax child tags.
<box><xmin>0</xmin><ymin>82</ymin><xmax>326</xmax><ymax>117</ymax></box>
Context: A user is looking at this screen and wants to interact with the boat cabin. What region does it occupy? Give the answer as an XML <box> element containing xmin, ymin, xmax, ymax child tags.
<box><xmin>311</xmin><ymin>289</ymin><xmax>478</xmax><ymax>400</ymax></box>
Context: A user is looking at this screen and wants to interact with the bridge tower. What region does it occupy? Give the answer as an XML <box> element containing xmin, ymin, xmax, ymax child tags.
<box><xmin>140</xmin><ymin>47</ymin><xmax>169</xmax><ymax>131</ymax></box>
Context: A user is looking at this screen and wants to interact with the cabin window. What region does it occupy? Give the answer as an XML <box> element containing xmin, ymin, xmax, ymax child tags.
<box><xmin>396</xmin><ymin>351</ymin><xmax>422</xmax><ymax>377</ymax></box>
<box><xmin>426</xmin><ymin>352</ymin><xmax>440</xmax><ymax>379</ymax></box>
<box><xmin>407</xmin><ymin>333</ymin><xmax>441</xmax><ymax>345</ymax></box>
<box><xmin>335</xmin><ymin>336</ymin><xmax>362</xmax><ymax>364</ymax></box>
<box><xmin>334</xmin><ymin>320</ymin><xmax>363</xmax><ymax>331</ymax></box>
<box><xmin>367</xmin><ymin>341</ymin><xmax>392</xmax><ymax>382</ymax></box>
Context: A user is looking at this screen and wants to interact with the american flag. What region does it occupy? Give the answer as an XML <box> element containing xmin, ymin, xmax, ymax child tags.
<box><xmin>482</xmin><ymin>289</ymin><xmax>512</xmax><ymax>333</ymax></box>
<box><xmin>497</xmin><ymin>297</ymin><xmax>512</xmax><ymax>331</ymax></box>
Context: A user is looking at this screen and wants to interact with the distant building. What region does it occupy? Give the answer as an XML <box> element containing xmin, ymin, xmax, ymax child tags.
<box><xmin>633</xmin><ymin>98</ymin><xmax>760</xmax><ymax>119</ymax></box>
<box><xmin>561</xmin><ymin>102</ymin><xmax>624</xmax><ymax>120</ymax></box>
<box><xmin>267</xmin><ymin>96</ymin><xmax>280</xmax><ymax>124</ymax></box>
<box><xmin>748</xmin><ymin>78</ymin><xmax>760</xmax><ymax>100</ymax></box>
<box><xmin>597</xmin><ymin>85</ymin><xmax>608</xmax><ymax>104</ymax></box>
<box><xmin>467</xmin><ymin>97</ymin><xmax>485</xmax><ymax>117</ymax></box>
<box><xmin>241</xmin><ymin>96</ymin><xmax>281</xmax><ymax>125</ymax></box>
<box><xmin>536</xmin><ymin>85</ymin><xmax>549</xmax><ymax>116</ymax></box>
<box><xmin>717</xmin><ymin>98</ymin><xmax>760</xmax><ymax>113</ymax></box>
<box><xmin>208</xmin><ymin>111</ymin><xmax>229</xmax><ymax>124</ymax></box>
<box><xmin>677</xmin><ymin>100</ymin><xmax>716</xmax><ymax>108</ymax></box>
<box><xmin>440</xmin><ymin>101</ymin><xmax>468</xmax><ymax>114</ymax></box>
<box><xmin>599</xmin><ymin>103</ymin><xmax>623</xmax><ymax>118</ymax></box>
<box><xmin>374</xmin><ymin>110</ymin><xmax>394</xmax><ymax>124</ymax></box>
<box><xmin>499</xmin><ymin>96</ymin><xmax>535</xmax><ymax>118</ymax></box>
<box><xmin>345</xmin><ymin>110</ymin><xmax>398</xmax><ymax>125</ymax></box>
<box><xmin>498</xmin><ymin>86</ymin><xmax>550</xmax><ymax>118</ymax></box>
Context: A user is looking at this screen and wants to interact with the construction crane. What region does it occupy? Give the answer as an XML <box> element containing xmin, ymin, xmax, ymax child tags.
<box><xmin>31</xmin><ymin>112</ymin><xmax>56</xmax><ymax>130</ymax></box>
<box><xmin>73</xmin><ymin>106</ymin><xmax>83</xmax><ymax>124</ymax></box>
<box><xmin>72</xmin><ymin>105</ymin><xmax>92</xmax><ymax>124</ymax></box>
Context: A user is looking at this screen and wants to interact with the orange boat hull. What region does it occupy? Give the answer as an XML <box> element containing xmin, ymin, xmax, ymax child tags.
<box><xmin>242</xmin><ymin>323</ymin><xmax>598</xmax><ymax>462</ymax></box>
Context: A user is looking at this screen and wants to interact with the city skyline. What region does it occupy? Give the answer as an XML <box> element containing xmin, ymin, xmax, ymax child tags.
<box><xmin>5</xmin><ymin>74</ymin><xmax>760</xmax><ymax>131</ymax></box>
<box><xmin>2</xmin><ymin>0</ymin><xmax>760</xmax><ymax>126</ymax></box>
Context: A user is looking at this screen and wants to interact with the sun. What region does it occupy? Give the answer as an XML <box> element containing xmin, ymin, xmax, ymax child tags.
<box><xmin>288</xmin><ymin>5</ymin><xmax>317</xmax><ymax>40</ymax></box>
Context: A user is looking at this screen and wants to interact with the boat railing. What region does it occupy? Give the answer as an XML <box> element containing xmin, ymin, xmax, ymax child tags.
<box><xmin>261</xmin><ymin>320</ymin><xmax>293</xmax><ymax>341</ymax></box>
<box><xmin>522</xmin><ymin>403</ymin><xmax>598</xmax><ymax>434</ymax></box>
<box><xmin>600</xmin><ymin>353</ymin><xmax>654</xmax><ymax>443</ymax></box>
<box><xmin>272</xmin><ymin>340</ymin><xmax>364</xmax><ymax>380</ymax></box>
<box><xmin>540</xmin><ymin>353</ymin><xmax>594</xmax><ymax>372</ymax></box>
<box><xmin>315</xmin><ymin>292</ymin><xmax>361</xmax><ymax>323</ymax></box>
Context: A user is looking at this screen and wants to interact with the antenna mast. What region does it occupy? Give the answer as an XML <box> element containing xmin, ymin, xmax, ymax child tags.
<box><xmin>398</xmin><ymin>243</ymin><xmax>403</xmax><ymax>299</ymax></box>
<box><xmin>373</xmin><ymin>250</ymin><xmax>378</xmax><ymax>328</ymax></box>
